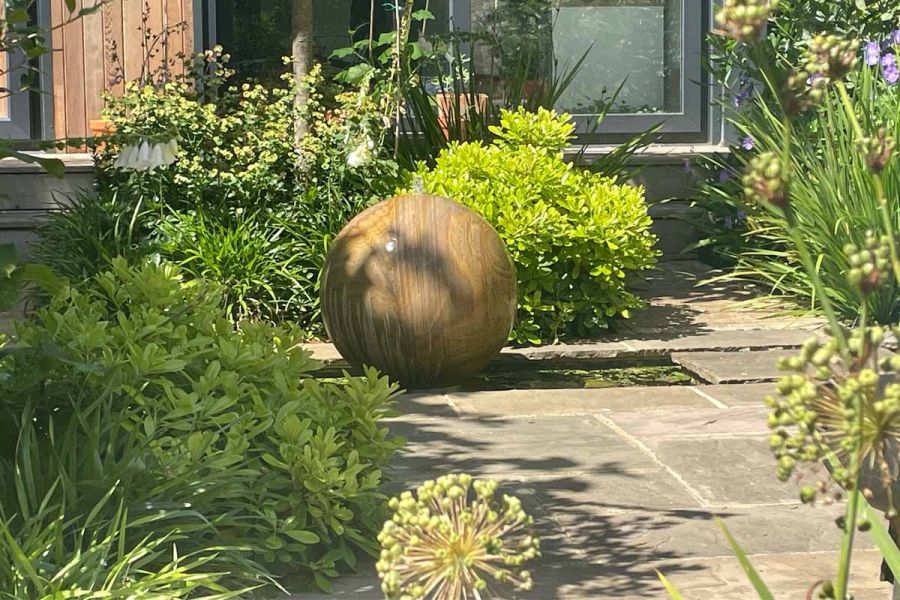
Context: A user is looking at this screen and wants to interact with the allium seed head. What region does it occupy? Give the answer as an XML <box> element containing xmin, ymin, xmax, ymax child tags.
<box><xmin>377</xmin><ymin>475</ymin><xmax>540</xmax><ymax>599</ymax></box>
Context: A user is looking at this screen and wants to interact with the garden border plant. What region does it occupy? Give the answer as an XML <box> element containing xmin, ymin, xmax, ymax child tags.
<box><xmin>663</xmin><ymin>3</ymin><xmax>900</xmax><ymax>598</ymax></box>
<box><xmin>413</xmin><ymin>107</ymin><xmax>659</xmax><ymax>345</ymax></box>
<box><xmin>0</xmin><ymin>259</ymin><xmax>404</xmax><ymax>596</ymax></box>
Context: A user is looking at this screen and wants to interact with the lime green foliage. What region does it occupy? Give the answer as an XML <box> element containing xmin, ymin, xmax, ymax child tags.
<box><xmin>0</xmin><ymin>259</ymin><xmax>402</xmax><ymax>593</ymax></box>
<box><xmin>416</xmin><ymin>107</ymin><xmax>658</xmax><ymax>344</ymax></box>
<box><xmin>98</xmin><ymin>79</ymin><xmax>297</xmax><ymax>208</ymax></box>
<box><xmin>36</xmin><ymin>62</ymin><xmax>401</xmax><ymax>331</ymax></box>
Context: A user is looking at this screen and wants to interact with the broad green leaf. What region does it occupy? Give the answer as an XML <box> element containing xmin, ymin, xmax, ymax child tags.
<box><xmin>329</xmin><ymin>47</ymin><xmax>355</xmax><ymax>59</ymax></box>
<box><xmin>715</xmin><ymin>517</ymin><xmax>774</xmax><ymax>600</ymax></box>
<box><xmin>411</xmin><ymin>9</ymin><xmax>434</xmax><ymax>20</ymax></box>
<box><xmin>859</xmin><ymin>497</ymin><xmax>900</xmax><ymax>580</ymax></box>
<box><xmin>285</xmin><ymin>530</ymin><xmax>320</xmax><ymax>544</ymax></box>
<box><xmin>6</xmin><ymin>8</ymin><xmax>29</xmax><ymax>23</ymax></box>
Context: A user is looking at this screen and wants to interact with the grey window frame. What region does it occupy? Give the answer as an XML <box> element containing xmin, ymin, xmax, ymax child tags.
<box><xmin>450</xmin><ymin>0</ymin><xmax>710</xmax><ymax>143</ymax></box>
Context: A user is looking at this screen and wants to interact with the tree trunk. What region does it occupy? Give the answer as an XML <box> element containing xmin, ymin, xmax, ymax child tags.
<box><xmin>291</xmin><ymin>0</ymin><xmax>313</xmax><ymax>147</ymax></box>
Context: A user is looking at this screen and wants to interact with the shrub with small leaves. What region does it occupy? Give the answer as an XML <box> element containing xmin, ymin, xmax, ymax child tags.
<box><xmin>377</xmin><ymin>474</ymin><xmax>539</xmax><ymax>600</ymax></box>
<box><xmin>0</xmin><ymin>258</ymin><xmax>404</xmax><ymax>590</ymax></box>
<box><xmin>414</xmin><ymin>107</ymin><xmax>658</xmax><ymax>344</ymax></box>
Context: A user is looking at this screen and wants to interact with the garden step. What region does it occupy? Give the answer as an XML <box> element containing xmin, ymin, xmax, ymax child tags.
<box><xmin>302</xmin><ymin>329</ymin><xmax>813</xmax><ymax>369</ymax></box>
<box><xmin>671</xmin><ymin>349</ymin><xmax>795</xmax><ymax>384</ymax></box>
<box><xmin>647</xmin><ymin>201</ymin><xmax>704</xmax><ymax>258</ymax></box>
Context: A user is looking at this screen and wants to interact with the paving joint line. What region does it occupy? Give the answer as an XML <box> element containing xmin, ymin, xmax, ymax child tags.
<box><xmin>689</xmin><ymin>385</ymin><xmax>730</xmax><ymax>409</ymax></box>
<box><xmin>591</xmin><ymin>412</ymin><xmax>713</xmax><ymax>508</ymax></box>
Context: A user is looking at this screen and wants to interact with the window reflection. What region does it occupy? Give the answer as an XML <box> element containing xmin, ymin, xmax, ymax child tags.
<box><xmin>212</xmin><ymin>0</ymin><xmax>683</xmax><ymax>116</ymax></box>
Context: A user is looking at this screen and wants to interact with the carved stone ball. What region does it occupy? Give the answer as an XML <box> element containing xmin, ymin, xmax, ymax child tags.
<box><xmin>320</xmin><ymin>193</ymin><xmax>517</xmax><ymax>388</ymax></box>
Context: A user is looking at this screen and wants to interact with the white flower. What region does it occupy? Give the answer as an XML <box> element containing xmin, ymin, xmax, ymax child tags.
<box><xmin>346</xmin><ymin>137</ymin><xmax>375</xmax><ymax>168</ymax></box>
<box><xmin>113</xmin><ymin>138</ymin><xmax>179</xmax><ymax>171</ymax></box>
<box><xmin>113</xmin><ymin>144</ymin><xmax>139</xmax><ymax>169</ymax></box>
<box><xmin>133</xmin><ymin>140</ymin><xmax>153</xmax><ymax>170</ymax></box>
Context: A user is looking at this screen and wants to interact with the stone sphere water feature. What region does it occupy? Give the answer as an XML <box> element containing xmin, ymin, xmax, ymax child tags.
<box><xmin>321</xmin><ymin>193</ymin><xmax>517</xmax><ymax>388</ymax></box>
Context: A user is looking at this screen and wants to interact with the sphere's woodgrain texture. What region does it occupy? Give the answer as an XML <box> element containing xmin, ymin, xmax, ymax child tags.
<box><xmin>321</xmin><ymin>193</ymin><xmax>517</xmax><ymax>388</ymax></box>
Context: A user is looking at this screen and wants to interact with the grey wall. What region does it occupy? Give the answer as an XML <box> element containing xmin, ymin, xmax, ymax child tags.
<box><xmin>0</xmin><ymin>158</ymin><xmax>95</xmax><ymax>259</ymax></box>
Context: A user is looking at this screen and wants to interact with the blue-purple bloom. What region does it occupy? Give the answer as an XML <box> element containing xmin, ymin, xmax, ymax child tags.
<box><xmin>732</xmin><ymin>77</ymin><xmax>754</xmax><ymax>108</ymax></box>
<box><xmin>883</xmin><ymin>53</ymin><xmax>899</xmax><ymax>85</ymax></box>
<box><xmin>723</xmin><ymin>215</ymin><xmax>734</xmax><ymax>229</ymax></box>
<box><xmin>736</xmin><ymin>210</ymin><xmax>747</xmax><ymax>222</ymax></box>
<box><xmin>890</xmin><ymin>29</ymin><xmax>900</xmax><ymax>47</ymax></box>
<box><xmin>741</xmin><ymin>136</ymin><xmax>755</xmax><ymax>151</ymax></box>
<box><xmin>683</xmin><ymin>159</ymin><xmax>693</xmax><ymax>174</ymax></box>
<box><xmin>719</xmin><ymin>169</ymin><xmax>733</xmax><ymax>183</ymax></box>
<box><xmin>865</xmin><ymin>41</ymin><xmax>881</xmax><ymax>66</ymax></box>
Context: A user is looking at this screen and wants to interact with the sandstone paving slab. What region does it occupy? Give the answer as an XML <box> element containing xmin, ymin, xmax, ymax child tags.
<box><xmin>302</xmin><ymin>328</ymin><xmax>815</xmax><ymax>368</ymax></box>
<box><xmin>646</xmin><ymin>436</ymin><xmax>799</xmax><ymax>505</ymax></box>
<box><xmin>444</xmin><ymin>387</ymin><xmax>709</xmax><ymax>416</ymax></box>
<box><xmin>701</xmin><ymin>382</ymin><xmax>779</xmax><ymax>407</ymax></box>
<box><xmin>285</xmin><ymin>550</ymin><xmax>889</xmax><ymax>600</ymax></box>
<box><xmin>386</xmin><ymin>415</ymin><xmax>663</xmax><ymax>480</ymax></box>
<box><xmin>601</xmin><ymin>403</ymin><xmax>770</xmax><ymax>438</ymax></box>
<box><xmin>546</xmin><ymin>503</ymin><xmax>875</xmax><ymax>563</ymax></box>
<box><xmin>620</xmin><ymin>328</ymin><xmax>813</xmax><ymax>354</ymax></box>
<box><xmin>672</xmin><ymin>349</ymin><xmax>796</xmax><ymax>384</ymax></box>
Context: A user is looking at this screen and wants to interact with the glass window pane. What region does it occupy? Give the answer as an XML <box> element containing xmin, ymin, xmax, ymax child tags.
<box><xmin>213</xmin><ymin>1</ymin><xmax>453</xmax><ymax>84</ymax></box>
<box><xmin>552</xmin><ymin>0</ymin><xmax>682</xmax><ymax>115</ymax></box>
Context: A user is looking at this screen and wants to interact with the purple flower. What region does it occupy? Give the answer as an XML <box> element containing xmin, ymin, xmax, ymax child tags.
<box><xmin>884</xmin><ymin>53</ymin><xmax>900</xmax><ymax>85</ymax></box>
<box><xmin>683</xmin><ymin>159</ymin><xmax>693</xmax><ymax>174</ymax></box>
<box><xmin>736</xmin><ymin>210</ymin><xmax>747</xmax><ymax>222</ymax></box>
<box><xmin>723</xmin><ymin>215</ymin><xmax>734</xmax><ymax>229</ymax></box>
<box><xmin>741</xmin><ymin>136</ymin><xmax>755</xmax><ymax>150</ymax></box>
<box><xmin>865</xmin><ymin>41</ymin><xmax>881</xmax><ymax>66</ymax></box>
<box><xmin>732</xmin><ymin>82</ymin><xmax>754</xmax><ymax>108</ymax></box>
<box><xmin>890</xmin><ymin>29</ymin><xmax>900</xmax><ymax>47</ymax></box>
<box><xmin>718</xmin><ymin>169</ymin><xmax>732</xmax><ymax>183</ymax></box>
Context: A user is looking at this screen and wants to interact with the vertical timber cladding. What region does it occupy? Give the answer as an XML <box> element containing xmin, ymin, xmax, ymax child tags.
<box><xmin>50</xmin><ymin>0</ymin><xmax>195</xmax><ymax>146</ymax></box>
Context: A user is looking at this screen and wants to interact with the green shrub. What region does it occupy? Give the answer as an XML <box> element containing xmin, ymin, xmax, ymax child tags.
<box><xmin>0</xmin><ymin>259</ymin><xmax>403</xmax><ymax>592</ymax></box>
<box><xmin>697</xmin><ymin>53</ymin><xmax>900</xmax><ymax>324</ymax></box>
<box><xmin>33</xmin><ymin>60</ymin><xmax>402</xmax><ymax>332</ymax></box>
<box><xmin>415</xmin><ymin>107</ymin><xmax>658</xmax><ymax>344</ymax></box>
<box><xmin>32</xmin><ymin>189</ymin><xmax>159</xmax><ymax>285</ymax></box>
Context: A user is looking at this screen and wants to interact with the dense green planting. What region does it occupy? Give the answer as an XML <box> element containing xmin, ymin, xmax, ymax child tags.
<box><xmin>0</xmin><ymin>260</ymin><xmax>402</xmax><ymax>595</ymax></box>
<box><xmin>416</xmin><ymin>108</ymin><xmax>658</xmax><ymax>344</ymax></box>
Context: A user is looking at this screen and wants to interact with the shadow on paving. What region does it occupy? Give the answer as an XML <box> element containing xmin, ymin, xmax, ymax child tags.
<box><xmin>382</xmin><ymin>414</ymin><xmax>723</xmax><ymax>598</ymax></box>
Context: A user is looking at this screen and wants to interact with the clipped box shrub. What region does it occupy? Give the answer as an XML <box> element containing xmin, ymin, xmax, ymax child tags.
<box><xmin>0</xmin><ymin>259</ymin><xmax>402</xmax><ymax>593</ymax></box>
<box><xmin>415</xmin><ymin>108</ymin><xmax>658</xmax><ymax>344</ymax></box>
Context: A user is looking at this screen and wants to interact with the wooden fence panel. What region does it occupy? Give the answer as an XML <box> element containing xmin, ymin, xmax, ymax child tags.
<box><xmin>51</xmin><ymin>0</ymin><xmax>197</xmax><ymax>146</ymax></box>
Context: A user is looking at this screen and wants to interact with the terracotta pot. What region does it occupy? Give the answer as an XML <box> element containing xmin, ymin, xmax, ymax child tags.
<box><xmin>434</xmin><ymin>92</ymin><xmax>488</xmax><ymax>140</ymax></box>
<box><xmin>89</xmin><ymin>119</ymin><xmax>116</xmax><ymax>152</ymax></box>
<box><xmin>521</xmin><ymin>79</ymin><xmax>547</xmax><ymax>100</ymax></box>
<box><xmin>89</xmin><ymin>119</ymin><xmax>115</xmax><ymax>137</ymax></box>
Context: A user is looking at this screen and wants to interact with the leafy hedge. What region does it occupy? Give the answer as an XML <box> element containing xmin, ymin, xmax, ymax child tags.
<box><xmin>37</xmin><ymin>62</ymin><xmax>400</xmax><ymax>332</ymax></box>
<box><xmin>0</xmin><ymin>259</ymin><xmax>402</xmax><ymax>595</ymax></box>
<box><xmin>415</xmin><ymin>108</ymin><xmax>658</xmax><ymax>344</ymax></box>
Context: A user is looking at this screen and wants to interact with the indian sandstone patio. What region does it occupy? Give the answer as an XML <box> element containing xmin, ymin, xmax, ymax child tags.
<box><xmin>294</xmin><ymin>261</ymin><xmax>895</xmax><ymax>599</ymax></box>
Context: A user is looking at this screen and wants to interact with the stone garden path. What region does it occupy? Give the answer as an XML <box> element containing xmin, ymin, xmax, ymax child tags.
<box><xmin>301</xmin><ymin>260</ymin><xmax>890</xmax><ymax>598</ymax></box>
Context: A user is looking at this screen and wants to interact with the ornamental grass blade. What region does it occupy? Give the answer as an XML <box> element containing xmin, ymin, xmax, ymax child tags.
<box><xmin>656</xmin><ymin>570</ymin><xmax>686</xmax><ymax>599</ymax></box>
<box><xmin>858</xmin><ymin>496</ymin><xmax>900</xmax><ymax>581</ymax></box>
<box><xmin>715</xmin><ymin>517</ymin><xmax>775</xmax><ymax>600</ymax></box>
